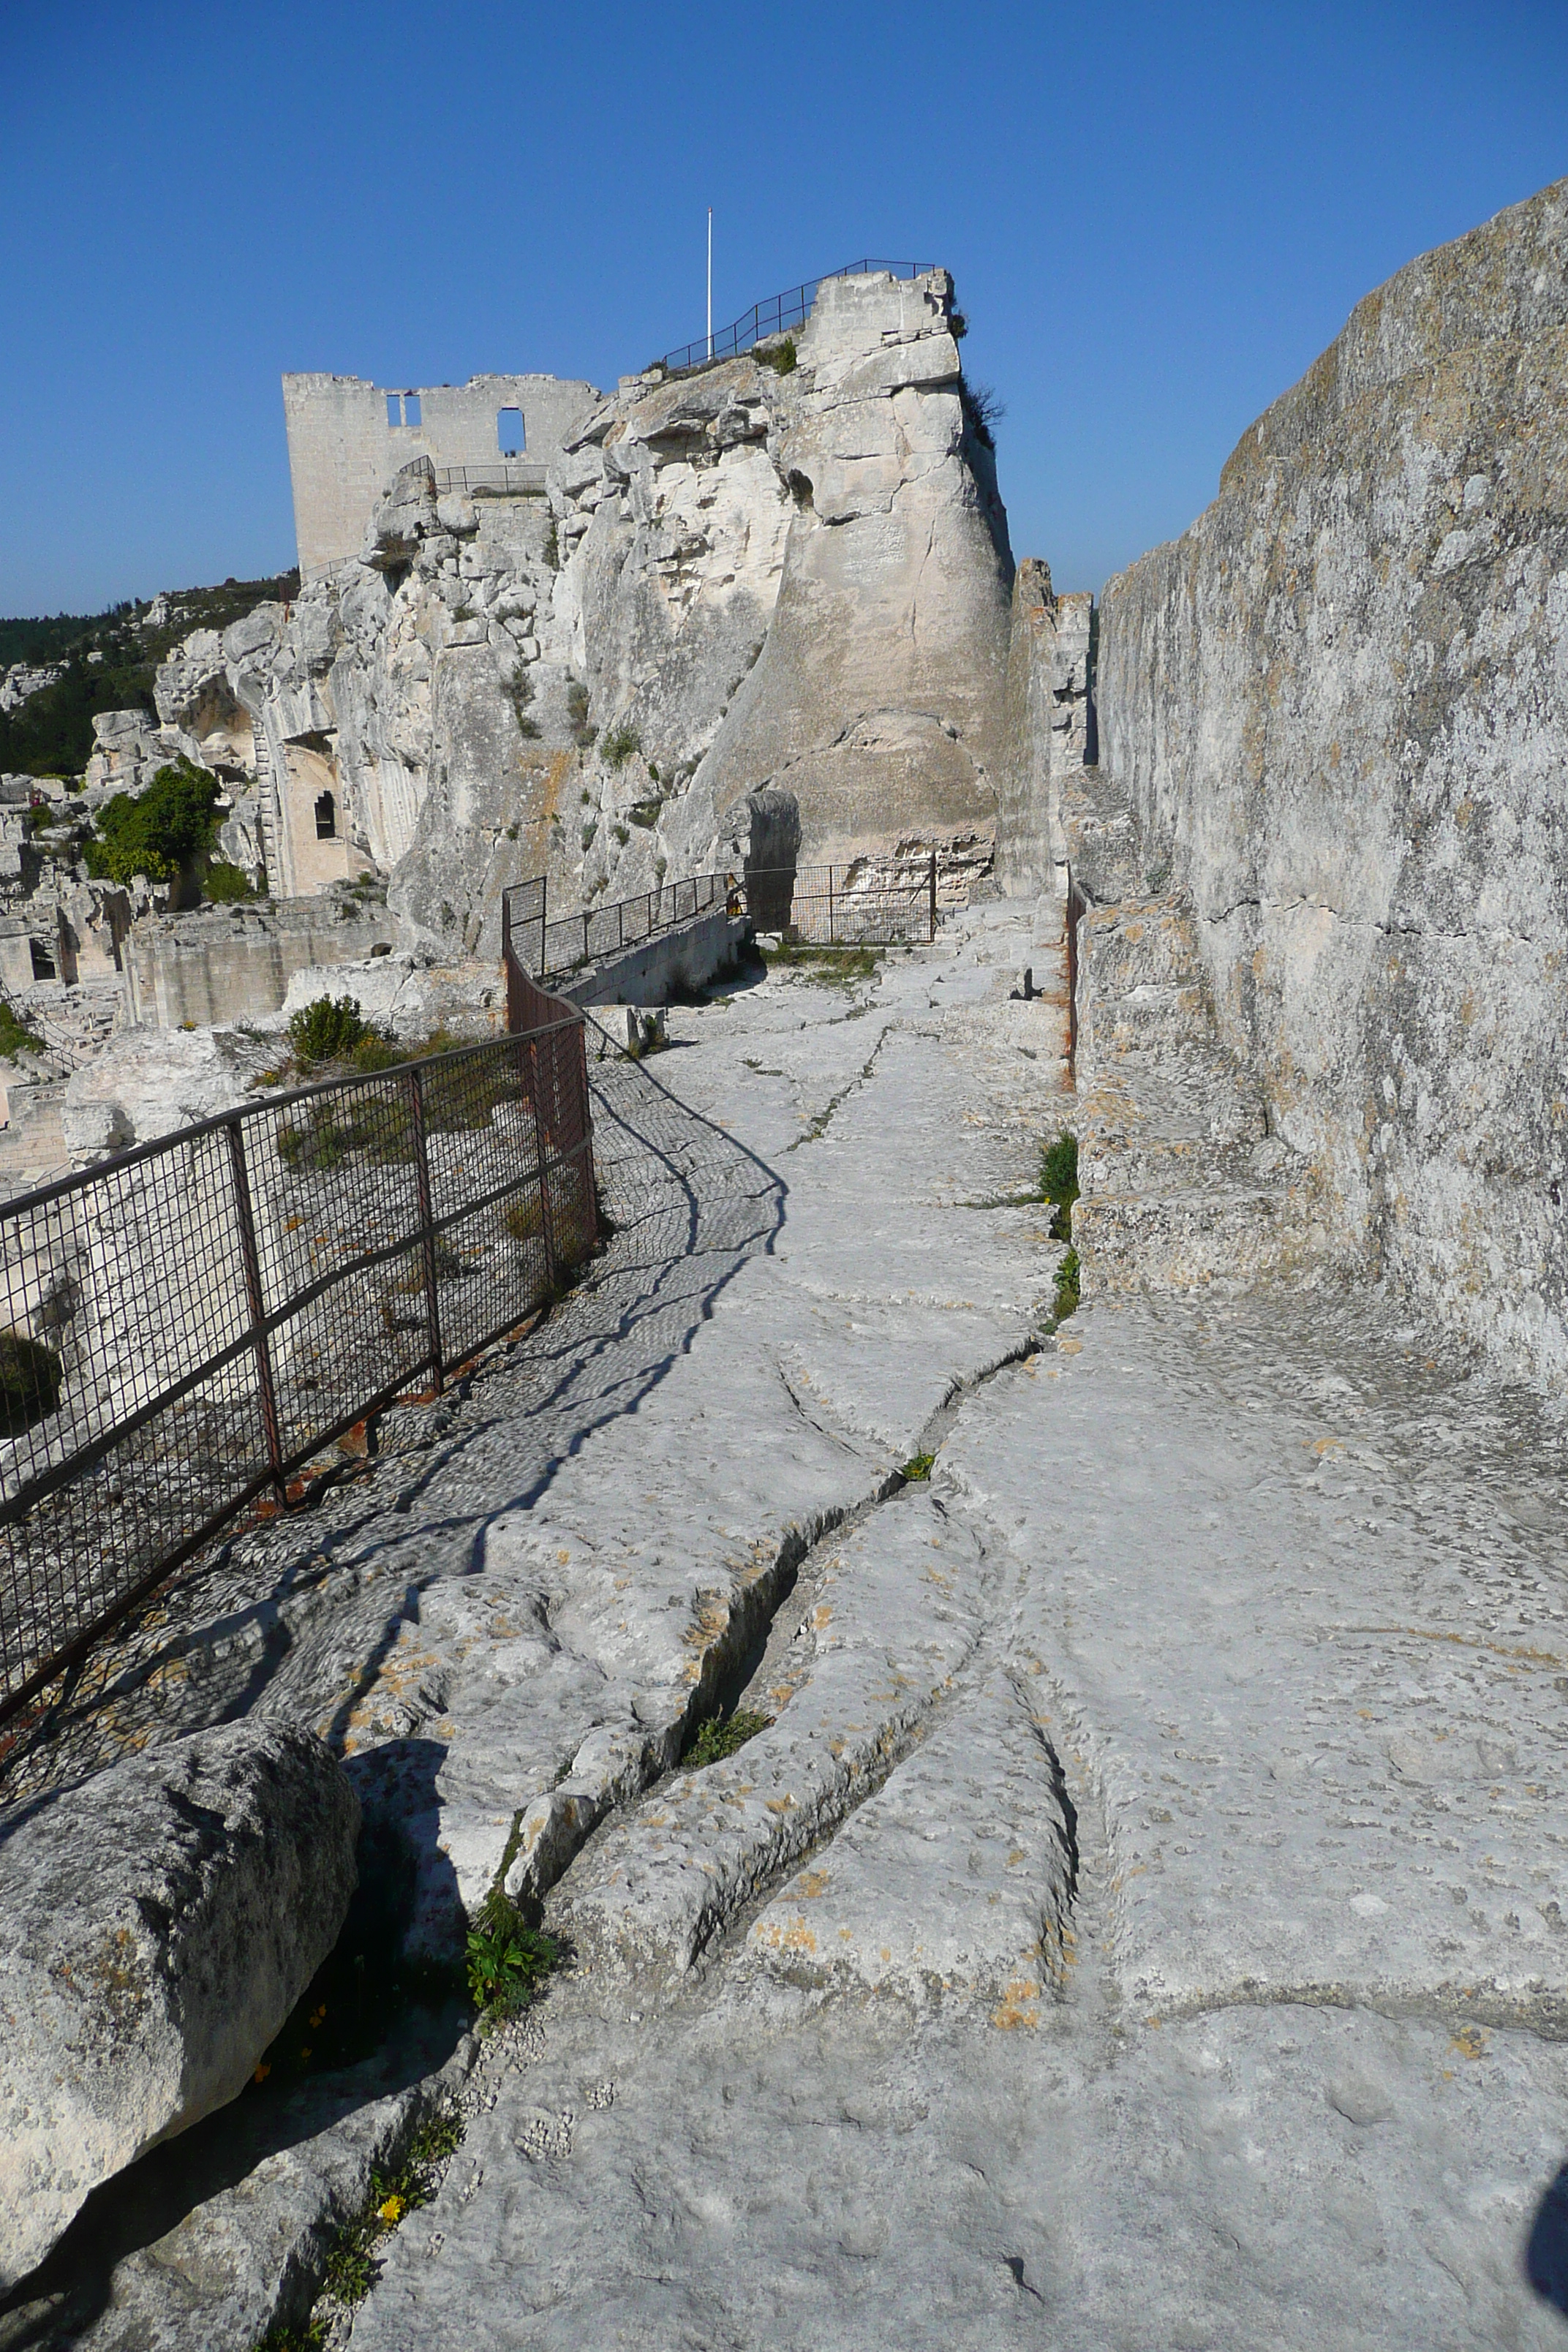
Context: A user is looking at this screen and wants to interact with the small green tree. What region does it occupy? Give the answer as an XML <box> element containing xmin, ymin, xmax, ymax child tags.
<box><xmin>84</xmin><ymin>757</ymin><xmax>220</xmax><ymax>885</ymax></box>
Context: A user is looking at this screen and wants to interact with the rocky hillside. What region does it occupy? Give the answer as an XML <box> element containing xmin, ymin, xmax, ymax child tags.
<box><xmin>153</xmin><ymin>268</ymin><xmax>1014</xmax><ymax>958</ymax></box>
<box><xmin>1096</xmin><ymin>176</ymin><xmax>1568</xmax><ymax>1395</ymax></box>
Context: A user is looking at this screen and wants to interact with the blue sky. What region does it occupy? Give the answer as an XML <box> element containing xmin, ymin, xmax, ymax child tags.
<box><xmin>2</xmin><ymin>0</ymin><xmax>1564</xmax><ymax>614</ymax></box>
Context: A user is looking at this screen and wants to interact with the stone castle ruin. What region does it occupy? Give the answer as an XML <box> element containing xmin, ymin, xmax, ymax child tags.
<box><xmin>6</xmin><ymin>195</ymin><xmax>1568</xmax><ymax>2345</ymax></box>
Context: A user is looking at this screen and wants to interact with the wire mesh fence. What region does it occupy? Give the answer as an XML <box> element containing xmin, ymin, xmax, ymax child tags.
<box><xmin>0</xmin><ymin>1013</ymin><xmax>595</xmax><ymax>1728</ymax></box>
<box><xmin>660</xmin><ymin>259</ymin><xmax>939</xmax><ymax>376</ymax></box>
<box><xmin>502</xmin><ymin>872</ymin><xmax>736</xmax><ymax>995</ymax></box>
<box><xmin>743</xmin><ymin>857</ymin><xmax>937</xmax><ymax>946</ymax></box>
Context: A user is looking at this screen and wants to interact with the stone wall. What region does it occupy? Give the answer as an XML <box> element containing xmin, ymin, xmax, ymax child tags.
<box><xmin>124</xmin><ymin>897</ymin><xmax>398</xmax><ymax>1031</ymax></box>
<box><xmin>283</xmin><ymin>374</ymin><xmax>600</xmax><ymax>580</ymax></box>
<box><xmin>1096</xmin><ymin>176</ymin><xmax>1568</xmax><ymax>1396</ymax></box>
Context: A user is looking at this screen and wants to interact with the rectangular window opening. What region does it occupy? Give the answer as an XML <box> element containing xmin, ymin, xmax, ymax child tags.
<box><xmin>497</xmin><ymin>406</ymin><xmax>525</xmax><ymax>455</ymax></box>
<box><xmin>385</xmin><ymin>392</ymin><xmax>402</xmax><ymax>429</ymax></box>
<box><xmin>404</xmin><ymin>392</ymin><xmax>421</xmax><ymax>429</ymax></box>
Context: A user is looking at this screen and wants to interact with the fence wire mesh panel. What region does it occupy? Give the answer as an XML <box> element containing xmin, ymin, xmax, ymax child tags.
<box><xmin>502</xmin><ymin>872</ymin><xmax>735</xmax><ymax>987</ymax></box>
<box><xmin>660</xmin><ymin>259</ymin><xmax>938</xmax><ymax>376</ymax></box>
<box><xmin>744</xmin><ymin>858</ymin><xmax>937</xmax><ymax>947</ymax></box>
<box><xmin>0</xmin><ymin>1015</ymin><xmax>596</xmax><ymax>1727</ymax></box>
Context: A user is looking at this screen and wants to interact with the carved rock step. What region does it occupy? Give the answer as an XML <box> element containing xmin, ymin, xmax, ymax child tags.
<box><xmin>551</xmin><ymin>1489</ymin><xmax>995</xmax><ymax>1993</ymax></box>
<box><xmin>745</xmin><ymin>1664</ymin><xmax>1077</xmax><ymax>2013</ymax></box>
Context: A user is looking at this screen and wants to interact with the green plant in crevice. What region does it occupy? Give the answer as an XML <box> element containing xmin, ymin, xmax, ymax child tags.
<box><xmin>685</xmin><ymin>1708</ymin><xmax>771</xmax><ymax>1769</ymax></box>
<box><xmin>203</xmin><ymin>858</ymin><xmax>257</xmax><ymax>902</ymax></box>
<box><xmin>762</xmin><ymin>334</ymin><xmax>797</xmax><ymax>374</ymax></box>
<box><xmin>601</xmin><ymin>722</ymin><xmax>641</xmax><ymax>769</ymax></box>
<box><xmin>465</xmin><ymin>1898</ymin><xmax>561</xmax><ymax>2019</ymax></box>
<box><xmin>1052</xmin><ymin>1246</ymin><xmax>1081</xmax><ymax>1324</ymax></box>
<box><xmin>899</xmin><ymin>1451</ymin><xmax>935</xmax><ymax>1482</ymax></box>
<box><xmin>1039</xmin><ymin>1129</ymin><xmax>1079</xmax><ymax>1242</ymax></box>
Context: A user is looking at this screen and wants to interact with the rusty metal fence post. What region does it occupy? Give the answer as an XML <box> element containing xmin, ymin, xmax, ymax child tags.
<box><xmin>928</xmin><ymin>851</ymin><xmax>938</xmax><ymax>941</ymax></box>
<box><xmin>225</xmin><ymin>1117</ymin><xmax>287</xmax><ymax>1505</ymax></box>
<box><xmin>406</xmin><ymin>1063</ymin><xmax>444</xmax><ymax>1394</ymax></box>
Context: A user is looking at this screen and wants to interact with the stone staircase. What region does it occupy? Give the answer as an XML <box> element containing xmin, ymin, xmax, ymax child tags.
<box><xmin>252</xmin><ymin>725</ymin><xmax>282</xmax><ymax>894</ymax></box>
<box><xmin>1063</xmin><ymin>790</ymin><xmax>1332</xmax><ymax>1299</ymax></box>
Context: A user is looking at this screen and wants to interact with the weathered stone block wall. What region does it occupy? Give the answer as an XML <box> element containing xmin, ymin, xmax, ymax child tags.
<box><xmin>124</xmin><ymin>898</ymin><xmax>398</xmax><ymax>1030</ymax></box>
<box><xmin>1098</xmin><ymin>177</ymin><xmax>1568</xmax><ymax>1394</ymax></box>
<box><xmin>283</xmin><ymin>372</ymin><xmax>599</xmax><ymax>579</ymax></box>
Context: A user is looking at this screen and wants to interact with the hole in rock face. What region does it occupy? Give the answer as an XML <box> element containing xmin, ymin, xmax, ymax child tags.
<box><xmin>314</xmin><ymin>791</ymin><xmax>337</xmax><ymax>840</ymax></box>
<box><xmin>29</xmin><ymin>938</ymin><xmax>55</xmax><ymax>980</ymax></box>
<box><xmin>787</xmin><ymin>468</ymin><xmax>814</xmax><ymax>511</ymax></box>
<box><xmin>497</xmin><ymin>406</ymin><xmax>526</xmax><ymax>454</ymax></box>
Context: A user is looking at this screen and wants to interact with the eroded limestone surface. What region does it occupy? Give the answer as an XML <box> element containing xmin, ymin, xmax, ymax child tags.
<box><xmin>8</xmin><ymin>907</ymin><xmax>1568</xmax><ymax>2348</ymax></box>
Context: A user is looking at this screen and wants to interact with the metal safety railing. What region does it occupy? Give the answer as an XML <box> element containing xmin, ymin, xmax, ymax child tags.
<box><xmin>434</xmin><ymin>462</ymin><xmax>549</xmax><ymax>498</ymax></box>
<box><xmin>659</xmin><ymin>259</ymin><xmax>939</xmax><ymax>376</ymax></box>
<box><xmin>744</xmin><ymin>855</ymin><xmax>938</xmax><ymax>947</ymax></box>
<box><xmin>502</xmin><ymin>871</ymin><xmax>736</xmax><ymax>999</ymax></box>
<box><xmin>0</xmin><ymin>1000</ymin><xmax>595</xmax><ymax>1730</ymax></box>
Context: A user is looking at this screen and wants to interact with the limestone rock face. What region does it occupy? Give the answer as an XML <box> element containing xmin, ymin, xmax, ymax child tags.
<box><xmin>62</xmin><ymin>1019</ymin><xmax>276</xmax><ymax>1162</ymax></box>
<box><xmin>995</xmin><ymin>558</ymin><xmax>1093</xmax><ymax>897</ymax></box>
<box><xmin>0</xmin><ymin>1722</ymin><xmax>358</xmax><ymax>2290</ymax></box>
<box><xmin>678</xmin><ymin>270</ymin><xmax>1015</xmax><ymax>867</ymax></box>
<box><xmin>1098</xmin><ymin>175</ymin><xmax>1568</xmax><ymax>1393</ymax></box>
<box><xmin>150</xmin><ymin>268</ymin><xmax>1012</xmax><ymax>959</ymax></box>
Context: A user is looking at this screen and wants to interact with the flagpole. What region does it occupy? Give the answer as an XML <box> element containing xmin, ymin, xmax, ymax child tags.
<box><xmin>706</xmin><ymin>208</ymin><xmax>713</xmax><ymax>360</ymax></box>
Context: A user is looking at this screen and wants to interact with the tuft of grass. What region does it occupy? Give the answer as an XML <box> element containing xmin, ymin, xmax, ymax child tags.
<box><xmin>899</xmin><ymin>1451</ymin><xmax>935</xmax><ymax>1482</ymax></box>
<box><xmin>601</xmin><ymin>723</ymin><xmax>640</xmax><ymax>769</ymax></box>
<box><xmin>319</xmin><ymin>2098</ymin><xmax>467</xmax><ymax>2310</ymax></box>
<box><xmin>761</xmin><ymin>335</ymin><xmax>797</xmax><ymax>374</ymax></box>
<box><xmin>759</xmin><ymin>941</ymin><xmax>883</xmax><ymax>990</ymax></box>
<box><xmin>1052</xmin><ymin>1246</ymin><xmax>1081</xmax><ymax>1323</ymax></box>
<box><xmin>685</xmin><ymin>1708</ymin><xmax>771</xmax><ymax>1769</ymax></box>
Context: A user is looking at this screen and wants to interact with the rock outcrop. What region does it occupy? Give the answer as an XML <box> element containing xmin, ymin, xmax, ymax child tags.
<box><xmin>0</xmin><ymin>1722</ymin><xmax>358</xmax><ymax>2288</ymax></box>
<box><xmin>995</xmin><ymin>557</ymin><xmax>1093</xmax><ymax>897</ymax></box>
<box><xmin>154</xmin><ymin>268</ymin><xmax>1014</xmax><ymax>963</ymax></box>
<box><xmin>1096</xmin><ymin>176</ymin><xmax>1568</xmax><ymax>1394</ymax></box>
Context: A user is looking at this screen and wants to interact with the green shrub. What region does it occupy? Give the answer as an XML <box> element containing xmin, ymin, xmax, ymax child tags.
<box><xmin>288</xmin><ymin>994</ymin><xmax>369</xmax><ymax>1064</ymax></box>
<box><xmin>83</xmin><ymin>756</ymin><xmax>219</xmax><ymax>884</ymax></box>
<box><xmin>0</xmin><ymin>1328</ymin><xmax>63</xmax><ymax>1435</ymax></box>
<box><xmin>762</xmin><ymin>336</ymin><xmax>797</xmax><ymax>374</ymax></box>
<box><xmin>685</xmin><ymin>1708</ymin><xmax>771</xmax><ymax>1768</ymax></box>
<box><xmin>899</xmin><ymin>1451</ymin><xmax>935</xmax><ymax>1482</ymax></box>
<box><xmin>0</xmin><ymin>1000</ymin><xmax>43</xmax><ymax>1060</ymax></box>
<box><xmin>203</xmin><ymin>859</ymin><xmax>255</xmax><ymax>902</ymax></box>
<box><xmin>601</xmin><ymin>723</ymin><xmax>640</xmax><ymax>769</ymax></box>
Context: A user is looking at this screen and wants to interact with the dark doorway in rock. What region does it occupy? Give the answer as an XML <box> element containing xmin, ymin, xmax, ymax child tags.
<box><xmin>314</xmin><ymin>791</ymin><xmax>337</xmax><ymax>840</ymax></box>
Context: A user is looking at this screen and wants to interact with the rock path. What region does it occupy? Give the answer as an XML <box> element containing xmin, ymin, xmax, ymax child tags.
<box><xmin>9</xmin><ymin>904</ymin><xmax>1568</xmax><ymax>2348</ymax></box>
